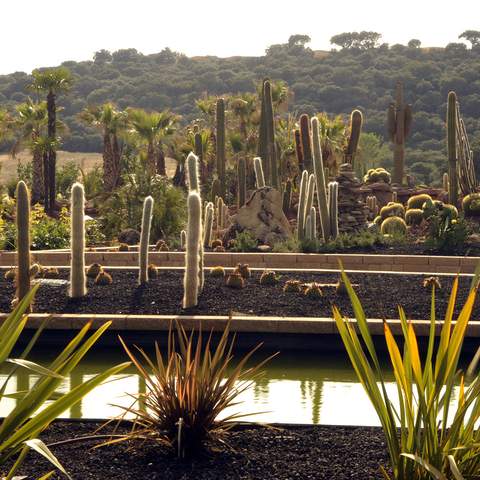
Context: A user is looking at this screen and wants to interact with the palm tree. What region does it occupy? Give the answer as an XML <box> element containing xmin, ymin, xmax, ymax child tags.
<box><xmin>79</xmin><ymin>103</ymin><xmax>127</xmax><ymax>191</ymax></box>
<box><xmin>315</xmin><ymin>113</ymin><xmax>347</xmax><ymax>176</ymax></box>
<box><xmin>0</xmin><ymin>109</ymin><xmax>13</xmax><ymax>142</ymax></box>
<box><xmin>127</xmin><ymin>108</ymin><xmax>178</xmax><ymax>175</ymax></box>
<box><xmin>30</xmin><ymin>67</ymin><xmax>73</xmax><ymax>214</ymax></box>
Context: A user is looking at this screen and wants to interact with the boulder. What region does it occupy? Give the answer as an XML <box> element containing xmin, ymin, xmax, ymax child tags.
<box><xmin>224</xmin><ymin>187</ymin><xmax>292</xmax><ymax>245</ymax></box>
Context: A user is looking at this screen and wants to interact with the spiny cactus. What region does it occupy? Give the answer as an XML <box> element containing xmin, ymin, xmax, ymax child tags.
<box><xmin>392</xmin><ymin>191</ymin><xmax>398</xmax><ymax>203</ymax></box>
<box><xmin>138</xmin><ymin>195</ymin><xmax>154</xmax><ymax>285</ymax></box>
<box><xmin>305</xmin><ymin>214</ymin><xmax>312</xmax><ymax>241</ymax></box>
<box><xmin>146</xmin><ymin>264</ymin><xmax>157</xmax><ymax>279</ymax></box>
<box><xmin>95</xmin><ymin>271</ymin><xmax>113</xmax><ymax>285</ymax></box>
<box><xmin>328</xmin><ymin>181</ymin><xmax>339</xmax><ymax>240</ymax></box>
<box><xmin>180</xmin><ymin>230</ymin><xmax>186</xmax><ymax>250</ymax></box>
<box><xmin>254</xmin><ymin>157</ymin><xmax>266</xmax><ymax>188</ymax></box>
<box><xmin>443</xmin><ymin>172</ymin><xmax>449</xmax><ymax>193</ymax></box>
<box><xmin>15</xmin><ymin>181</ymin><xmax>30</xmax><ymax>307</ymax></box>
<box><xmin>187</xmin><ymin>152</ymin><xmax>200</xmax><ymax>192</ymax></box>
<box><xmin>381</xmin><ymin>216</ymin><xmax>407</xmax><ymax>236</ymax></box>
<box><xmin>226</xmin><ymin>272</ymin><xmax>245</xmax><ymax>289</ymax></box>
<box><xmin>407</xmin><ymin>193</ymin><xmax>432</xmax><ymax>210</ymax></box>
<box><xmin>462</xmin><ymin>193</ymin><xmax>480</xmax><ymax>216</ymax></box>
<box><xmin>282</xmin><ymin>179</ymin><xmax>292</xmax><ymax>213</ymax></box>
<box><xmin>210</xmin><ymin>266</ymin><xmax>225</xmax><ymax>278</ymax></box>
<box><xmin>257</xmin><ymin>82</ymin><xmax>269</xmax><ymax>183</ymax></box>
<box><xmin>364</xmin><ymin>168</ymin><xmax>391</xmax><ymax>185</ymax></box>
<box><xmin>305</xmin><ymin>174</ymin><xmax>316</xmax><ymax>229</ymax></box>
<box><xmin>283</xmin><ymin>279</ymin><xmax>302</xmax><ymax>293</ymax></box>
<box><xmin>203</xmin><ymin>202</ymin><xmax>214</xmax><ymax>248</ymax></box>
<box><xmin>294</xmin><ymin>129</ymin><xmax>304</xmax><ymax>172</ymax></box>
<box><xmin>211</xmin><ymin>178</ymin><xmax>220</xmax><ymax>202</ymax></box>
<box><xmin>388</xmin><ymin>81</ymin><xmax>412</xmax><ymax>185</ymax></box>
<box><xmin>304</xmin><ymin>282</ymin><xmax>323</xmax><ymax>299</ymax></box>
<box><xmin>259</xmin><ymin>269</ymin><xmax>278</xmax><ymax>285</ymax></box>
<box><xmin>311</xmin><ymin>117</ymin><xmax>331</xmax><ymax>241</ymax></box>
<box><xmin>344</xmin><ymin>110</ymin><xmax>363</xmax><ymax>167</ymax></box>
<box><xmin>70</xmin><ymin>183</ymin><xmax>87</xmax><ymax>298</ymax></box>
<box><xmin>233</xmin><ymin>263</ymin><xmax>251</xmax><ymax>279</ymax></box>
<box><xmin>5</xmin><ymin>269</ymin><xmax>16</xmax><ymax>281</ymax></box>
<box><xmin>405</xmin><ymin>209</ymin><xmax>423</xmax><ymax>226</ymax></box>
<box><xmin>296</xmin><ymin>170</ymin><xmax>309</xmax><ymax>241</ymax></box>
<box><xmin>211</xmin><ymin>239</ymin><xmax>223</xmax><ymax>249</ymax></box>
<box><xmin>86</xmin><ymin>263</ymin><xmax>102</xmax><ymax>278</ymax></box>
<box><xmin>183</xmin><ymin>191</ymin><xmax>202</xmax><ymax>308</ymax></box>
<box><xmin>380</xmin><ymin>202</ymin><xmax>405</xmax><ymax>220</ymax></box>
<box><xmin>262</xmin><ymin>80</ymin><xmax>279</xmax><ymax>189</ymax></box>
<box><xmin>238</xmin><ymin>157</ymin><xmax>246</xmax><ymax>208</ymax></box>
<box><xmin>299</xmin><ymin>114</ymin><xmax>312</xmax><ymax>172</ymax></box>
<box><xmin>366</xmin><ymin>196</ymin><xmax>379</xmax><ymax>217</ymax></box>
<box><xmin>309</xmin><ymin>206</ymin><xmax>317</xmax><ymax>240</ymax></box>
<box><xmin>156</xmin><ymin>239</ymin><xmax>169</xmax><ymax>251</ymax></box>
<box><xmin>216</xmin><ymin>98</ymin><xmax>226</xmax><ymax>198</ymax></box>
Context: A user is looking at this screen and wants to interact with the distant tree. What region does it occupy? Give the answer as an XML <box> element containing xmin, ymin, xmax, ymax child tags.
<box><xmin>408</xmin><ymin>39</ymin><xmax>421</xmax><ymax>49</ymax></box>
<box><xmin>330</xmin><ymin>32</ymin><xmax>357</xmax><ymax>49</ymax></box>
<box><xmin>112</xmin><ymin>48</ymin><xmax>141</xmax><ymax>63</ymax></box>
<box><xmin>459</xmin><ymin>30</ymin><xmax>480</xmax><ymax>48</ymax></box>
<box><xmin>330</xmin><ymin>31</ymin><xmax>381</xmax><ymax>50</ymax></box>
<box><xmin>445</xmin><ymin>42</ymin><xmax>468</xmax><ymax>54</ymax></box>
<box><xmin>288</xmin><ymin>34</ymin><xmax>311</xmax><ymax>48</ymax></box>
<box><xmin>93</xmin><ymin>49</ymin><xmax>112</xmax><ymax>64</ymax></box>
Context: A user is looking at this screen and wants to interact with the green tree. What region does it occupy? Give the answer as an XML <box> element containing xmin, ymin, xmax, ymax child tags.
<box><xmin>459</xmin><ymin>30</ymin><xmax>480</xmax><ymax>48</ymax></box>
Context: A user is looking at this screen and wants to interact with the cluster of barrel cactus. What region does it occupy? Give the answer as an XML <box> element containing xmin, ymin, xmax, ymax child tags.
<box><xmin>364</xmin><ymin>167</ymin><xmax>391</xmax><ymax>185</ymax></box>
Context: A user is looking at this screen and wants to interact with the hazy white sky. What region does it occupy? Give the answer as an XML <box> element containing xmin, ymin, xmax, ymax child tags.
<box><xmin>1</xmin><ymin>0</ymin><xmax>478</xmax><ymax>74</ymax></box>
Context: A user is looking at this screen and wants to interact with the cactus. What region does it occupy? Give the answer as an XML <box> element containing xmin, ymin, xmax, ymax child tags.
<box><xmin>210</xmin><ymin>266</ymin><xmax>225</xmax><ymax>277</ymax></box>
<box><xmin>15</xmin><ymin>181</ymin><xmax>30</xmax><ymax>306</ymax></box>
<box><xmin>443</xmin><ymin>172</ymin><xmax>449</xmax><ymax>193</ymax></box>
<box><xmin>328</xmin><ymin>181</ymin><xmax>339</xmax><ymax>240</ymax></box>
<box><xmin>69</xmin><ymin>183</ymin><xmax>87</xmax><ymax>298</ymax></box>
<box><xmin>147</xmin><ymin>264</ymin><xmax>158</xmax><ymax>279</ymax></box>
<box><xmin>392</xmin><ymin>191</ymin><xmax>398</xmax><ymax>203</ymax></box>
<box><xmin>407</xmin><ymin>193</ymin><xmax>432</xmax><ymax>210</ymax></box>
<box><xmin>187</xmin><ymin>152</ymin><xmax>200</xmax><ymax>192</ymax></box>
<box><xmin>95</xmin><ymin>271</ymin><xmax>113</xmax><ymax>285</ymax></box>
<box><xmin>211</xmin><ymin>178</ymin><xmax>221</xmax><ymax>202</ymax></box>
<box><xmin>29</xmin><ymin>263</ymin><xmax>42</xmax><ymax>279</ymax></box>
<box><xmin>296</xmin><ymin>170</ymin><xmax>308</xmax><ymax>241</ymax></box>
<box><xmin>282</xmin><ymin>179</ymin><xmax>292</xmax><ymax>213</ymax></box>
<box><xmin>183</xmin><ymin>192</ymin><xmax>202</xmax><ymax>308</ymax></box>
<box><xmin>405</xmin><ymin>209</ymin><xmax>424</xmax><ymax>226</ymax></box>
<box><xmin>257</xmin><ymin>82</ymin><xmax>269</xmax><ymax>182</ymax></box>
<box><xmin>304</xmin><ymin>174</ymin><xmax>316</xmax><ymax>231</ymax></box>
<box><xmin>344</xmin><ymin>110</ymin><xmax>363</xmax><ymax>167</ymax></box>
<box><xmin>237</xmin><ymin>157</ymin><xmax>246</xmax><ymax>208</ymax></box>
<box><xmin>381</xmin><ymin>216</ymin><xmax>407</xmax><ymax>236</ymax></box>
<box><xmin>259</xmin><ymin>269</ymin><xmax>278</xmax><ymax>285</ymax></box>
<box><xmin>233</xmin><ymin>263</ymin><xmax>251</xmax><ymax>279</ymax></box>
<box><xmin>211</xmin><ymin>239</ymin><xmax>223</xmax><ymax>249</ymax></box>
<box><xmin>294</xmin><ymin>129</ymin><xmax>304</xmax><ymax>172</ymax></box>
<box><xmin>253</xmin><ymin>157</ymin><xmax>266</xmax><ymax>188</ymax></box>
<box><xmin>305</xmin><ymin>214</ymin><xmax>312</xmax><ymax>241</ymax></box>
<box><xmin>156</xmin><ymin>239</ymin><xmax>169</xmax><ymax>251</ymax></box>
<box><xmin>118</xmin><ymin>243</ymin><xmax>129</xmax><ymax>252</ymax></box>
<box><xmin>44</xmin><ymin>267</ymin><xmax>59</xmax><ymax>279</ymax></box>
<box><xmin>138</xmin><ymin>195</ymin><xmax>154</xmax><ymax>285</ymax></box>
<box><xmin>5</xmin><ymin>269</ymin><xmax>16</xmax><ymax>281</ymax></box>
<box><xmin>299</xmin><ymin>114</ymin><xmax>312</xmax><ymax>172</ymax></box>
<box><xmin>388</xmin><ymin>81</ymin><xmax>412</xmax><ymax>185</ymax></box>
<box><xmin>304</xmin><ymin>282</ymin><xmax>323</xmax><ymax>299</ymax></box>
<box><xmin>216</xmin><ymin>98</ymin><xmax>226</xmax><ymax>198</ymax></box>
<box><xmin>283</xmin><ymin>279</ymin><xmax>302</xmax><ymax>293</ymax></box>
<box><xmin>462</xmin><ymin>193</ymin><xmax>480</xmax><ymax>216</ymax></box>
<box><xmin>364</xmin><ymin>168</ymin><xmax>391</xmax><ymax>184</ymax></box>
<box><xmin>216</xmin><ymin>196</ymin><xmax>224</xmax><ymax>229</ymax></box>
<box><xmin>310</xmin><ymin>206</ymin><xmax>317</xmax><ymax>240</ymax></box>
<box><xmin>226</xmin><ymin>272</ymin><xmax>245</xmax><ymax>289</ymax></box>
<box><xmin>180</xmin><ymin>230</ymin><xmax>186</xmax><ymax>250</ymax></box>
<box><xmin>262</xmin><ymin>80</ymin><xmax>279</xmax><ymax>189</ymax></box>
<box><xmin>203</xmin><ymin>202</ymin><xmax>214</xmax><ymax>248</ymax></box>
<box><xmin>380</xmin><ymin>202</ymin><xmax>405</xmax><ymax>220</ymax></box>
<box><xmin>366</xmin><ymin>195</ymin><xmax>379</xmax><ymax>217</ymax></box>
<box><xmin>311</xmin><ymin>117</ymin><xmax>331</xmax><ymax>241</ymax></box>
<box><xmin>86</xmin><ymin>263</ymin><xmax>102</xmax><ymax>278</ymax></box>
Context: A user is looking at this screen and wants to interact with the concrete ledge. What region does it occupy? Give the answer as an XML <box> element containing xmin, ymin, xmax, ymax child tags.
<box><xmin>1</xmin><ymin>313</ymin><xmax>478</xmax><ymax>337</ymax></box>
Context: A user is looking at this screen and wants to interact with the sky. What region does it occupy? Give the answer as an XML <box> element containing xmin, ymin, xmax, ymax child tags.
<box><xmin>1</xmin><ymin>0</ymin><xmax>478</xmax><ymax>74</ymax></box>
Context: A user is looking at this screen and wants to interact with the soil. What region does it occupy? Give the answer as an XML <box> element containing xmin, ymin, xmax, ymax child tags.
<box><xmin>10</xmin><ymin>421</ymin><xmax>390</xmax><ymax>480</ymax></box>
<box><xmin>0</xmin><ymin>270</ymin><xmax>478</xmax><ymax>320</ymax></box>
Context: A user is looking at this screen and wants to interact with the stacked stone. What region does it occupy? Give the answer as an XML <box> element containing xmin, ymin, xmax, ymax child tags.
<box><xmin>335</xmin><ymin>163</ymin><xmax>368</xmax><ymax>233</ymax></box>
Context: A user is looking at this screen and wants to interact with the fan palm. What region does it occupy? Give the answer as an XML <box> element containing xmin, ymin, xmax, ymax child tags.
<box><xmin>30</xmin><ymin>67</ymin><xmax>73</xmax><ymax>214</ymax></box>
<box><xmin>315</xmin><ymin>113</ymin><xmax>347</xmax><ymax>176</ymax></box>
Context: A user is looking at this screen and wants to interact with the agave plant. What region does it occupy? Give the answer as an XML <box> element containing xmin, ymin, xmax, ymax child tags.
<box><xmin>108</xmin><ymin>320</ymin><xmax>276</xmax><ymax>458</ymax></box>
<box><xmin>0</xmin><ymin>286</ymin><xmax>129</xmax><ymax>479</ymax></box>
<box><xmin>333</xmin><ymin>270</ymin><xmax>480</xmax><ymax>480</ymax></box>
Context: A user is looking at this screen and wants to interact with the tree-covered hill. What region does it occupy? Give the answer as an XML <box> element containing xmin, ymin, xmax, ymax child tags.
<box><xmin>1</xmin><ymin>33</ymin><xmax>480</xmax><ymax>185</ymax></box>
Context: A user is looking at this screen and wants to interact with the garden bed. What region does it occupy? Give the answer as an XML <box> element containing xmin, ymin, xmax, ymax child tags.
<box><xmin>1</xmin><ymin>269</ymin><xmax>478</xmax><ymax>320</ymax></box>
<box><xmin>12</xmin><ymin>421</ymin><xmax>389</xmax><ymax>480</ymax></box>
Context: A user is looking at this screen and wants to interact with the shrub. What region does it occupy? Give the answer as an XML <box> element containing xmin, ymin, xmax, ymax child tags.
<box><xmin>56</xmin><ymin>161</ymin><xmax>80</xmax><ymax>197</ymax></box>
<box><xmin>334</xmin><ymin>270</ymin><xmax>480</xmax><ymax>479</ymax></box>
<box><xmin>229</xmin><ymin>230</ymin><xmax>258</xmax><ymax>252</ymax></box>
<box><xmin>259</xmin><ymin>269</ymin><xmax>279</xmax><ymax>285</ymax></box>
<box><xmin>425</xmin><ymin>212</ymin><xmax>468</xmax><ymax>253</ymax></box>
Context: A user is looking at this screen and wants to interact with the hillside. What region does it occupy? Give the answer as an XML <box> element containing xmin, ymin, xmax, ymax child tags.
<box><xmin>1</xmin><ymin>39</ymin><xmax>480</xmax><ymax>184</ymax></box>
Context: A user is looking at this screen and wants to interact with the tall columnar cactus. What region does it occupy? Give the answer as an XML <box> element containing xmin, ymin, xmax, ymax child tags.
<box><xmin>443</xmin><ymin>172</ymin><xmax>449</xmax><ymax>193</ymax></box>
<box><xmin>187</xmin><ymin>152</ymin><xmax>200</xmax><ymax>192</ymax></box>
<box><xmin>305</xmin><ymin>214</ymin><xmax>312</xmax><ymax>241</ymax></box>
<box><xmin>257</xmin><ymin>81</ymin><xmax>269</xmax><ymax>183</ymax></box>
<box><xmin>328</xmin><ymin>181</ymin><xmax>339</xmax><ymax>240</ymax></box>
<box><xmin>305</xmin><ymin>174</ymin><xmax>316</xmax><ymax>228</ymax></box>
<box><xmin>299</xmin><ymin>114</ymin><xmax>313</xmax><ymax>172</ymax></box>
<box><xmin>69</xmin><ymin>182</ymin><xmax>87</xmax><ymax>297</ymax></box>
<box><xmin>203</xmin><ymin>202</ymin><xmax>214</xmax><ymax>248</ymax></box>
<box><xmin>296</xmin><ymin>170</ymin><xmax>308</xmax><ymax>241</ymax></box>
<box><xmin>344</xmin><ymin>110</ymin><xmax>363</xmax><ymax>167</ymax></box>
<box><xmin>311</xmin><ymin>117</ymin><xmax>331</xmax><ymax>241</ymax></box>
<box><xmin>253</xmin><ymin>157</ymin><xmax>266</xmax><ymax>188</ymax></box>
<box><xmin>387</xmin><ymin>81</ymin><xmax>412</xmax><ymax>185</ymax></box>
<box><xmin>15</xmin><ymin>181</ymin><xmax>30</xmax><ymax>306</ymax></box>
<box><xmin>309</xmin><ymin>206</ymin><xmax>317</xmax><ymax>240</ymax></box>
<box><xmin>138</xmin><ymin>195</ymin><xmax>154</xmax><ymax>285</ymax></box>
<box><xmin>216</xmin><ymin>196</ymin><xmax>225</xmax><ymax>229</ymax></box>
<box><xmin>447</xmin><ymin>92</ymin><xmax>458</xmax><ymax>205</ymax></box>
<box><xmin>180</xmin><ymin>230</ymin><xmax>186</xmax><ymax>250</ymax></box>
<box><xmin>183</xmin><ymin>191</ymin><xmax>202</xmax><ymax>308</ymax></box>
<box><xmin>237</xmin><ymin>157</ymin><xmax>246</xmax><ymax>208</ymax></box>
<box><xmin>262</xmin><ymin>80</ymin><xmax>279</xmax><ymax>189</ymax></box>
<box><xmin>282</xmin><ymin>179</ymin><xmax>292</xmax><ymax>213</ymax></box>
<box><xmin>294</xmin><ymin>129</ymin><xmax>304</xmax><ymax>173</ymax></box>
<box><xmin>216</xmin><ymin>98</ymin><xmax>226</xmax><ymax>198</ymax></box>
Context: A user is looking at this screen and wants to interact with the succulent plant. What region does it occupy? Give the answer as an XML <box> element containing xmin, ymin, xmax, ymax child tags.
<box><xmin>233</xmin><ymin>263</ymin><xmax>251</xmax><ymax>279</ymax></box>
<box><xmin>15</xmin><ymin>181</ymin><xmax>30</xmax><ymax>307</ymax></box>
<box><xmin>373</xmin><ymin>215</ymin><xmax>382</xmax><ymax>226</ymax></box>
<box><xmin>297</xmin><ymin>170</ymin><xmax>309</xmax><ymax>241</ymax></box>
<box><xmin>118</xmin><ymin>243</ymin><xmax>129</xmax><ymax>252</ymax></box>
<box><xmin>299</xmin><ymin>113</ymin><xmax>312</xmax><ymax>172</ymax></box>
<box><xmin>259</xmin><ymin>269</ymin><xmax>278</xmax><ymax>286</ymax></box>
<box><xmin>139</xmin><ymin>196</ymin><xmax>154</xmax><ymax>286</ymax></box>
<box><xmin>203</xmin><ymin>202</ymin><xmax>214</xmax><ymax>248</ymax></box>
<box><xmin>405</xmin><ymin>209</ymin><xmax>424</xmax><ymax>226</ymax></box>
<box><xmin>180</xmin><ymin>230</ymin><xmax>186</xmax><ymax>250</ymax></box>
<box><xmin>407</xmin><ymin>194</ymin><xmax>432</xmax><ymax>210</ymax></box>
<box><xmin>210</xmin><ymin>266</ymin><xmax>225</xmax><ymax>278</ymax></box>
<box><xmin>304</xmin><ymin>282</ymin><xmax>323</xmax><ymax>299</ymax></box>
<box><xmin>211</xmin><ymin>239</ymin><xmax>223</xmax><ymax>249</ymax></box>
<box><xmin>95</xmin><ymin>271</ymin><xmax>113</xmax><ymax>285</ymax></box>
<box><xmin>423</xmin><ymin>276</ymin><xmax>442</xmax><ymax>289</ymax></box>
<box><xmin>363</xmin><ymin>168</ymin><xmax>391</xmax><ymax>185</ymax></box>
<box><xmin>462</xmin><ymin>193</ymin><xmax>480</xmax><ymax>216</ymax></box>
<box><xmin>29</xmin><ymin>263</ymin><xmax>42</xmax><ymax>279</ymax></box>
<box><xmin>86</xmin><ymin>263</ymin><xmax>103</xmax><ymax>278</ymax></box>
<box><xmin>380</xmin><ymin>202</ymin><xmax>405</xmax><ymax>220</ymax></box>
<box><xmin>238</xmin><ymin>157</ymin><xmax>246</xmax><ymax>208</ymax></box>
<box><xmin>253</xmin><ymin>156</ymin><xmax>266</xmax><ymax>188</ymax></box>
<box><xmin>43</xmin><ymin>267</ymin><xmax>59</xmax><ymax>279</ymax></box>
<box><xmin>344</xmin><ymin>109</ymin><xmax>363</xmax><ymax>167</ymax></box>
<box><xmin>381</xmin><ymin>216</ymin><xmax>407</xmax><ymax>236</ymax></box>
<box><xmin>226</xmin><ymin>272</ymin><xmax>245</xmax><ymax>289</ymax></box>
<box><xmin>216</xmin><ymin>99</ymin><xmax>226</xmax><ymax>197</ymax></box>
<box><xmin>147</xmin><ymin>264</ymin><xmax>158</xmax><ymax>279</ymax></box>
<box><xmin>213</xmin><ymin>245</ymin><xmax>226</xmax><ymax>252</ymax></box>
<box><xmin>4</xmin><ymin>269</ymin><xmax>16</xmax><ymax>281</ymax></box>
<box><xmin>283</xmin><ymin>279</ymin><xmax>302</xmax><ymax>293</ymax></box>
<box><xmin>70</xmin><ymin>183</ymin><xmax>87</xmax><ymax>298</ymax></box>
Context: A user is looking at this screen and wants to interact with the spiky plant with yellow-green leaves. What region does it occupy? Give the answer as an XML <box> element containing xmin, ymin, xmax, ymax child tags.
<box><xmin>110</xmin><ymin>321</ymin><xmax>275</xmax><ymax>458</ymax></box>
<box><xmin>333</xmin><ymin>269</ymin><xmax>480</xmax><ymax>480</ymax></box>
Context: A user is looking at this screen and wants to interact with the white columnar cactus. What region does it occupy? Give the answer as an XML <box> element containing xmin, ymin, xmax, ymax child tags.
<box><xmin>70</xmin><ymin>182</ymin><xmax>87</xmax><ymax>298</ymax></box>
<box><xmin>138</xmin><ymin>196</ymin><xmax>154</xmax><ymax>285</ymax></box>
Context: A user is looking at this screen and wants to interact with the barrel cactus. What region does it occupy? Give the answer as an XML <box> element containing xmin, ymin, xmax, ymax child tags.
<box><xmin>407</xmin><ymin>193</ymin><xmax>432</xmax><ymax>210</ymax></box>
<box><xmin>405</xmin><ymin>209</ymin><xmax>424</xmax><ymax>226</ymax></box>
<box><xmin>381</xmin><ymin>216</ymin><xmax>407</xmax><ymax>236</ymax></box>
<box><xmin>380</xmin><ymin>202</ymin><xmax>405</xmax><ymax>220</ymax></box>
<box><xmin>462</xmin><ymin>193</ymin><xmax>480</xmax><ymax>216</ymax></box>
<box><xmin>363</xmin><ymin>168</ymin><xmax>391</xmax><ymax>185</ymax></box>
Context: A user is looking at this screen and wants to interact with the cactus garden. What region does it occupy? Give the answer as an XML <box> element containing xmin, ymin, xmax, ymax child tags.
<box><xmin>1</xmin><ymin>24</ymin><xmax>480</xmax><ymax>480</ymax></box>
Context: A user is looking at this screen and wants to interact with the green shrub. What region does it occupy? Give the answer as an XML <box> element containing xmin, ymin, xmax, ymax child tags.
<box><xmin>230</xmin><ymin>230</ymin><xmax>258</xmax><ymax>252</ymax></box>
<box><xmin>56</xmin><ymin>161</ymin><xmax>80</xmax><ymax>197</ymax></box>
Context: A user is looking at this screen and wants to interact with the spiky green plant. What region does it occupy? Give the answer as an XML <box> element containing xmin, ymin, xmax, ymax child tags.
<box><xmin>328</xmin><ymin>181</ymin><xmax>339</xmax><ymax>240</ymax></box>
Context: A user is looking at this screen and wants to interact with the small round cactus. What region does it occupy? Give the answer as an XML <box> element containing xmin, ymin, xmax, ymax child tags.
<box><xmin>233</xmin><ymin>263</ymin><xmax>251</xmax><ymax>279</ymax></box>
<box><xmin>381</xmin><ymin>216</ymin><xmax>407</xmax><ymax>236</ymax></box>
<box><xmin>43</xmin><ymin>267</ymin><xmax>60</xmax><ymax>279</ymax></box>
<box><xmin>226</xmin><ymin>272</ymin><xmax>245</xmax><ymax>289</ymax></box>
<box><xmin>407</xmin><ymin>194</ymin><xmax>432</xmax><ymax>210</ymax></box>
<box><xmin>210</xmin><ymin>266</ymin><xmax>225</xmax><ymax>278</ymax></box>
<box><xmin>211</xmin><ymin>239</ymin><xmax>223</xmax><ymax>249</ymax></box>
<box><xmin>373</xmin><ymin>215</ymin><xmax>382</xmax><ymax>226</ymax></box>
<box><xmin>156</xmin><ymin>239</ymin><xmax>170</xmax><ymax>251</ymax></box>
<box><xmin>4</xmin><ymin>269</ymin><xmax>16</xmax><ymax>281</ymax></box>
<box><xmin>118</xmin><ymin>243</ymin><xmax>129</xmax><ymax>252</ymax></box>
<box><xmin>405</xmin><ymin>209</ymin><xmax>424</xmax><ymax>226</ymax></box>
<box><xmin>380</xmin><ymin>202</ymin><xmax>405</xmax><ymax>220</ymax></box>
<box><xmin>95</xmin><ymin>271</ymin><xmax>113</xmax><ymax>285</ymax></box>
<box><xmin>214</xmin><ymin>245</ymin><xmax>226</xmax><ymax>252</ymax></box>
<box><xmin>304</xmin><ymin>283</ymin><xmax>323</xmax><ymax>299</ymax></box>
<box><xmin>363</xmin><ymin>168</ymin><xmax>391</xmax><ymax>184</ymax></box>
<box><xmin>462</xmin><ymin>193</ymin><xmax>480</xmax><ymax>217</ymax></box>
<box><xmin>259</xmin><ymin>269</ymin><xmax>278</xmax><ymax>286</ymax></box>
<box><xmin>86</xmin><ymin>263</ymin><xmax>103</xmax><ymax>278</ymax></box>
<box><xmin>283</xmin><ymin>279</ymin><xmax>302</xmax><ymax>293</ymax></box>
<box><xmin>147</xmin><ymin>264</ymin><xmax>158</xmax><ymax>278</ymax></box>
<box><xmin>29</xmin><ymin>263</ymin><xmax>42</xmax><ymax>279</ymax></box>
<box><xmin>423</xmin><ymin>276</ymin><xmax>441</xmax><ymax>289</ymax></box>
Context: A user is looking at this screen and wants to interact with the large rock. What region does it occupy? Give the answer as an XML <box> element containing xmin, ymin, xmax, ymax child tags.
<box><xmin>224</xmin><ymin>187</ymin><xmax>292</xmax><ymax>245</ymax></box>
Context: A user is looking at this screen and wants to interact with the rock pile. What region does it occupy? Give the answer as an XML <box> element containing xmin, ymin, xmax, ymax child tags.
<box><xmin>335</xmin><ymin>163</ymin><xmax>368</xmax><ymax>233</ymax></box>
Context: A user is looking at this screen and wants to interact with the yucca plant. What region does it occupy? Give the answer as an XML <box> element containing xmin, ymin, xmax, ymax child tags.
<box><xmin>0</xmin><ymin>285</ymin><xmax>130</xmax><ymax>479</ymax></box>
<box><xmin>333</xmin><ymin>269</ymin><xmax>480</xmax><ymax>480</ymax></box>
<box><xmin>110</xmin><ymin>321</ymin><xmax>276</xmax><ymax>458</ymax></box>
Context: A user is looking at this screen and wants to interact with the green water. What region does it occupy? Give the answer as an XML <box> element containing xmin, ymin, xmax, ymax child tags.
<box><xmin>0</xmin><ymin>348</ymin><xmax>463</xmax><ymax>426</ymax></box>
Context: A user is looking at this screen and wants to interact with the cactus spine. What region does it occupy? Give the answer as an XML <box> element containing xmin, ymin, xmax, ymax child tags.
<box><xmin>216</xmin><ymin>99</ymin><xmax>226</xmax><ymax>198</ymax></box>
<box><xmin>254</xmin><ymin>157</ymin><xmax>266</xmax><ymax>188</ymax></box>
<box><xmin>328</xmin><ymin>181</ymin><xmax>339</xmax><ymax>240</ymax></box>
<box><xmin>237</xmin><ymin>157</ymin><xmax>246</xmax><ymax>208</ymax></box>
<box><xmin>216</xmin><ymin>196</ymin><xmax>224</xmax><ymax>229</ymax></box>
<box><xmin>311</xmin><ymin>117</ymin><xmax>331</xmax><ymax>241</ymax></box>
<box><xmin>203</xmin><ymin>202</ymin><xmax>214</xmax><ymax>248</ymax></box>
<box><xmin>262</xmin><ymin>80</ymin><xmax>279</xmax><ymax>189</ymax></box>
<box><xmin>299</xmin><ymin>114</ymin><xmax>313</xmax><ymax>172</ymax></box>
<box><xmin>15</xmin><ymin>181</ymin><xmax>30</xmax><ymax>306</ymax></box>
<box><xmin>183</xmin><ymin>192</ymin><xmax>202</xmax><ymax>308</ymax></box>
<box><xmin>388</xmin><ymin>81</ymin><xmax>412</xmax><ymax>185</ymax></box>
<box><xmin>69</xmin><ymin>183</ymin><xmax>87</xmax><ymax>297</ymax></box>
<box><xmin>345</xmin><ymin>110</ymin><xmax>363</xmax><ymax>167</ymax></box>
<box><xmin>138</xmin><ymin>195</ymin><xmax>154</xmax><ymax>285</ymax></box>
<box><xmin>296</xmin><ymin>170</ymin><xmax>308</xmax><ymax>241</ymax></box>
